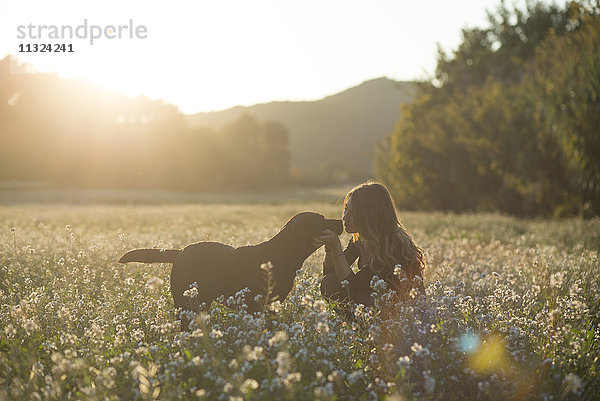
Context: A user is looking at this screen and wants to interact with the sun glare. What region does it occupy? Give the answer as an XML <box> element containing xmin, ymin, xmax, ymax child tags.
<box><xmin>1</xmin><ymin>0</ymin><xmax>532</xmax><ymax>112</ymax></box>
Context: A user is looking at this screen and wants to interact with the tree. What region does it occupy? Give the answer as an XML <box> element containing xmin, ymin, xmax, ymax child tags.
<box><xmin>377</xmin><ymin>1</ymin><xmax>597</xmax><ymax>216</ymax></box>
<box><xmin>527</xmin><ymin>3</ymin><xmax>600</xmax><ymax>215</ymax></box>
<box><xmin>218</xmin><ymin>114</ymin><xmax>291</xmax><ymax>189</ymax></box>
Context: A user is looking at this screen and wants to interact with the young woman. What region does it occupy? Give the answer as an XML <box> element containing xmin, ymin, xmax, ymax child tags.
<box><xmin>314</xmin><ymin>181</ymin><xmax>425</xmax><ymax>306</ymax></box>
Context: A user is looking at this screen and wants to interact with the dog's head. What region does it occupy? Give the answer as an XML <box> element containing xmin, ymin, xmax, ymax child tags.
<box><xmin>281</xmin><ymin>212</ymin><xmax>343</xmax><ymax>252</ymax></box>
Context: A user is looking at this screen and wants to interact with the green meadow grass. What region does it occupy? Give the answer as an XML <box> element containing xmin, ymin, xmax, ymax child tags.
<box><xmin>1</xmin><ymin>201</ymin><xmax>598</xmax><ymax>400</ymax></box>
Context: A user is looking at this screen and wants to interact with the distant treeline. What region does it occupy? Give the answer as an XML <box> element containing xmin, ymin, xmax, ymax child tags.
<box><xmin>0</xmin><ymin>60</ymin><xmax>291</xmax><ymax>191</ymax></box>
<box><xmin>377</xmin><ymin>1</ymin><xmax>599</xmax><ymax>217</ymax></box>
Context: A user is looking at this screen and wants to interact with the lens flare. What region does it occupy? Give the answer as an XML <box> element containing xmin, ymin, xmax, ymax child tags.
<box><xmin>468</xmin><ymin>334</ymin><xmax>510</xmax><ymax>374</ymax></box>
<box><xmin>458</xmin><ymin>332</ymin><xmax>480</xmax><ymax>354</ymax></box>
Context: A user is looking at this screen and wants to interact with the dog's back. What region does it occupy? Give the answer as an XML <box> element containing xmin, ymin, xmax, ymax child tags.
<box><xmin>171</xmin><ymin>242</ymin><xmax>237</xmax><ymax>311</ymax></box>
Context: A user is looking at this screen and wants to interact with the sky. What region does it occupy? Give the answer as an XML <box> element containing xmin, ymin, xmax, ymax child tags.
<box><xmin>0</xmin><ymin>0</ymin><xmax>542</xmax><ymax>113</ymax></box>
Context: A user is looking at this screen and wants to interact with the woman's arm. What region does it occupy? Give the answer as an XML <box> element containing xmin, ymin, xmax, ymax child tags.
<box><xmin>322</xmin><ymin>239</ymin><xmax>359</xmax><ymax>275</ymax></box>
<box><xmin>329</xmin><ymin>245</ymin><xmax>354</xmax><ymax>282</ymax></box>
<box><xmin>314</xmin><ymin>230</ymin><xmax>355</xmax><ymax>282</ymax></box>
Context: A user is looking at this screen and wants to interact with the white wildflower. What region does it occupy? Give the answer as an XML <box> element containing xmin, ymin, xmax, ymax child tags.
<box><xmin>347</xmin><ymin>370</ymin><xmax>364</xmax><ymax>385</ymax></box>
<box><xmin>240</xmin><ymin>378</ymin><xmax>259</xmax><ymax>392</ymax></box>
<box><xmin>410</xmin><ymin>343</ymin><xmax>430</xmax><ymax>357</ymax></box>
<box><xmin>382</xmin><ymin>343</ymin><xmax>394</xmax><ymax>353</ymax></box>
<box><xmin>146</xmin><ymin>277</ymin><xmax>164</xmax><ymax>290</ymax></box>
<box><xmin>370</xmin><ymin>276</ymin><xmax>387</xmax><ymax>292</ymax></box>
<box><xmin>424</xmin><ymin>371</ymin><xmax>436</xmax><ymax>393</ymax></box>
<box><xmin>260</xmin><ymin>261</ymin><xmax>274</xmax><ymax>272</ymax></box>
<box><xmin>393</xmin><ymin>264</ymin><xmax>403</xmax><ymax>276</ymax></box>
<box><xmin>563</xmin><ymin>373</ymin><xmax>583</xmax><ymax>395</ymax></box>
<box><xmin>268</xmin><ymin>331</ymin><xmax>288</xmax><ymax>346</ymax></box>
<box><xmin>551</xmin><ymin>272</ymin><xmax>565</xmax><ymax>287</ymax></box>
<box><xmin>183</xmin><ymin>287</ymin><xmax>199</xmax><ymax>298</ymax></box>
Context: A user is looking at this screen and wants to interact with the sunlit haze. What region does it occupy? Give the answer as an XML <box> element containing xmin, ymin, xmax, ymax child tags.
<box><xmin>1</xmin><ymin>0</ymin><xmax>538</xmax><ymax>113</ymax></box>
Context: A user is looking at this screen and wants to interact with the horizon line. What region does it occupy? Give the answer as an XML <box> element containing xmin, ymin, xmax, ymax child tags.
<box><xmin>3</xmin><ymin>53</ymin><xmax>418</xmax><ymax>114</ymax></box>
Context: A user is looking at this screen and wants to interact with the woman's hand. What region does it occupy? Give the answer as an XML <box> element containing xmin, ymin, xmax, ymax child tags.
<box><xmin>313</xmin><ymin>229</ymin><xmax>342</xmax><ymax>252</ymax></box>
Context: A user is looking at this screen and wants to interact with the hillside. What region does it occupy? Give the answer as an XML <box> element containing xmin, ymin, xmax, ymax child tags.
<box><xmin>186</xmin><ymin>78</ymin><xmax>415</xmax><ymax>180</ymax></box>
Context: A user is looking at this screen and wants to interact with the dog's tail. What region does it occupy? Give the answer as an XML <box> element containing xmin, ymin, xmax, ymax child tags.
<box><xmin>118</xmin><ymin>249</ymin><xmax>181</xmax><ymax>264</ymax></box>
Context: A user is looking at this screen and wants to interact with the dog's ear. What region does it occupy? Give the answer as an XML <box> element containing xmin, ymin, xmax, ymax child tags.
<box><xmin>302</xmin><ymin>213</ymin><xmax>323</xmax><ymax>241</ymax></box>
<box><xmin>281</xmin><ymin>214</ymin><xmax>299</xmax><ymax>240</ymax></box>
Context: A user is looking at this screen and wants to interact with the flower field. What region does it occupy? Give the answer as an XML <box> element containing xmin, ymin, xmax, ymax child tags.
<box><xmin>1</xmin><ymin>203</ymin><xmax>598</xmax><ymax>400</ymax></box>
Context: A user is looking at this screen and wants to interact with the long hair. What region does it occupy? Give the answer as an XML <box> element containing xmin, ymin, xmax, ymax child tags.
<box><xmin>344</xmin><ymin>181</ymin><xmax>425</xmax><ymax>292</ymax></box>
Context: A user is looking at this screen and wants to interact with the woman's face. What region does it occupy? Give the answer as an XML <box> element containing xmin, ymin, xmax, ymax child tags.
<box><xmin>342</xmin><ymin>196</ymin><xmax>358</xmax><ymax>233</ymax></box>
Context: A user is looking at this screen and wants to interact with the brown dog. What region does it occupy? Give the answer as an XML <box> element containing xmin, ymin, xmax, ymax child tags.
<box><xmin>118</xmin><ymin>212</ymin><xmax>342</xmax><ymax>325</ymax></box>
